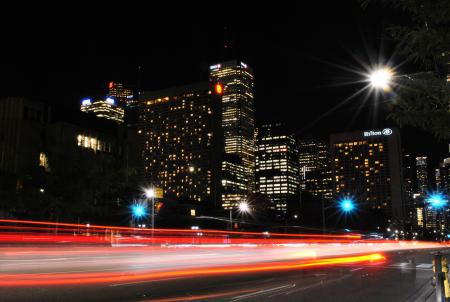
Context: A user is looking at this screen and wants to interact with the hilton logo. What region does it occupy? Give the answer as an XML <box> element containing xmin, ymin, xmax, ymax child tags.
<box><xmin>364</xmin><ymin>128</ymin><xmax>393</xmax><ymax>137</ymax></box>
<box><xmin>382</xmin><ymin>128</ymin><xmax>393</xmax><ymax>135</ymax></box>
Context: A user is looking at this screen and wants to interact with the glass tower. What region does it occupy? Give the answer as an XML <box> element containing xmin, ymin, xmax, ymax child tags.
<box><xmin>298</xmin><ymin>139</ymin><xmax>333</xmax><ymax>200</ymax></box>
<box><xmin>210</xmin><ymin>60</ymin><xmax>255</xmax><ymax>209</ymax></box>
<box><xmin>256</xmin><ymin>124</ymin><xmax>300</xmax><ymax>217</ymax></box>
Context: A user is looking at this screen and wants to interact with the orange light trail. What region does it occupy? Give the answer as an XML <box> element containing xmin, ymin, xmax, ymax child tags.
<box><xmin>0</xmin><ymin>253</ymin><xmax>385</xmax><ymax>287</ymax></box>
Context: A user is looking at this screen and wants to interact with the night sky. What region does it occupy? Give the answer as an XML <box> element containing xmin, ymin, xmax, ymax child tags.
<box><xmin>1</xmin><ymin>2</ymin><xmax>448</xmax><ymax>167</ymax></box>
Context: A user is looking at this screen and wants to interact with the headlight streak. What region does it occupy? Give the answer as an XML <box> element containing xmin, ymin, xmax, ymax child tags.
<box><xmin>0</xmin><ymin>253</ymin><xmax>386</xmax><ymax>287</ymax></box>
<box><xmin>0</xmin><ymin>219</ymin><xmax>447</xmax><ymax>288</ymax></box>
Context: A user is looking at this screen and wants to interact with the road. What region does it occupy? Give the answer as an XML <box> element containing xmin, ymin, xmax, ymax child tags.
<box><xmin>0</xmin><ymin>243</ymin><xmax>446</xmax><ymax>302</ymax></box>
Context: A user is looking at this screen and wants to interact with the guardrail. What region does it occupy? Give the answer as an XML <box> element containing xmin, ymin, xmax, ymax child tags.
<box><xmin>433</xmin><ymin>253</ymin><xmax>450</xmax><ymax>302</ymax></box>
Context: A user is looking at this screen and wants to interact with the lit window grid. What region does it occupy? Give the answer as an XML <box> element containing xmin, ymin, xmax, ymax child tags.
<box><xmin>210</xmin><ymin>63</ymin><xmax>256</xmax><ymax>206</ymax></box>
<box><xmin>139</xmin><ymin>89</ymin><xmax>215</xmax><ymax>202</ymax></box>
<box><xmin>332</xmin><ymin>140</ymin><xmax>391</xmax><ymax>208</ymax></box>
<box><xmin>256</xmin><ymin>131</ymin><xmax>300</xmax><ymax>215</ymax></box>
<box><xmin>77</xmin><ymin>134</ymin><xmax>112</xmax><ymax>153</ymax></box>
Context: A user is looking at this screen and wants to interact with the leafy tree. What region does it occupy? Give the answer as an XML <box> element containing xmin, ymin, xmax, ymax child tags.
<box><xmin>360</xmin><ymin>0</ymin><xmax>450</xmax><ymax>138</ymax></box>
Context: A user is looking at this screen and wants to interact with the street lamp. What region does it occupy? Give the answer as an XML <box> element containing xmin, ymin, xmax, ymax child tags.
<box><xmin>427</xmin><ymin>192</ymin><xmax>446</xmax><ymax>209</ymax></box>
<box><xmin>131</xmin><ymin>204</ymin><xmax>146</xmax><ymax>218</ymax></box>
<box><xmin>145</xmin><ymin>188</ymin><xmax>156</xmax><ymax>231</ymax></box>
<box><xmin>229</xmin><ymin>201</ymin><xmax>251</xmax><ymax>230</ymax></box>
<box><xmin>338</xmin><ymin>197</ymin><xmax>356</xmax><ymax>228</ymax></box>
<box><xmin>130</xmin><ymin>203</ymin><xmax>147</xmax><ymax>228</ymax></box>
<box><xmin>426</xmin><ymin>192</ymin><xmax>448</xmax><ymax>241</ymax></box>
<box><xmin>238</xmin><ymin>202</ymin><xmax>250</xmax><ymax>213</ymax></box>
<box><xmin>368</xmin><ymin>67</ymin><xmax>394</xmax><ymax>91</ymax></box>
<box><xmin>339</xmin><ymin>197</ymin><xmax>356</xmax><ymax>213</ymax></box>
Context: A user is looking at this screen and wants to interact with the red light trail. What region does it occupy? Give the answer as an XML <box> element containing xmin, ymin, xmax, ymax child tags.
<box><xmin>0</xmin><ymin>218</ymin><xmax>361</xmax><ymax>239</ymax></box>
<box><xmin>0</xmin><ymin>253</ymin><xmax>385</xmax><ymax>287</ymax></box>
<box><xmin>0</xmin><ymin>219</ymin><xmax>446</xmax><ymax>288</ymax></box>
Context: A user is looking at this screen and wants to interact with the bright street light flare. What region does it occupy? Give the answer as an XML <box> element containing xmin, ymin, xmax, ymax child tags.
<box><xmin>238</xmin><ymin>202</ymin><xmax>250</xmax><ymax>213</ymax></box>
<box><xmin>144</xmin><ymin>188</ymin><xmax>155</xmax><ymax>199</ymax></box>
<box><xmin>426</xmin><ymin>192</ymin><xmax>447</xmax><ymax>209</ymax></box>
<box><xmin>339</xmin><ymin>198</ymin><xmax>355</xmax><ymax>213</ymax></box>
<box><xmin>131</xmin><ymin>204</ymin><xmax>147</xmax><ymax>218</ymax></box>
<box><xmin>368</xmin><ymin>68</ymin><xmax>393</xmax><ymax>90</ymax></box>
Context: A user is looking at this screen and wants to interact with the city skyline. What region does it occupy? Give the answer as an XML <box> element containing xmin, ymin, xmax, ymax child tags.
<box><xmin>1</xmin><ymin>3</ymin><xmax>447</xmax><ymax>165</ymax></box>
<box><xmin>1</xmin><ymin>2</ymin><xmax>450</xmax><ymax>301</ymax></box>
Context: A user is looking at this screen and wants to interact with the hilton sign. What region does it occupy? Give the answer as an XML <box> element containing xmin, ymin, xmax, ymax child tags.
<box><xmin>364</xmin><ymin>128</ymin><xmax>393</xmax><ymax>137</ymax></box>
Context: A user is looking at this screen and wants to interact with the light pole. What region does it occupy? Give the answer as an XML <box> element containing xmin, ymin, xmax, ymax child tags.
<box><xmin>229</xmin><ymin>201</ymin><xmax>250</xmax><ymax>230</ymax></box>
<box><xmin>145</xmin><ymin>188</ymin><xmax>156</xmax><ymax>233</ymax></box>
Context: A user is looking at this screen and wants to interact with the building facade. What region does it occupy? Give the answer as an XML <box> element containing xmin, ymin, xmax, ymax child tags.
<box><xmin>298</xmin><ymin>139</ymin><xmax>333</xmax><ymax>200</ymax></box>
<box><xmin>80</xmin><ymin>97</ymin><xmax>124</xmax><ymax>124</ymax></box>
<box><xmin>414</xmin><ymin>156</ymin><xmax>437</xmax><ymax>230</ymax></box>
<box><xmin>416</xmin><ymin>157</ymin><xmax>429</xmax><ymax>194</ymax></box>
<box><xmin>330</xmin><ymin>128</ymin><xmax>405</xmax><ymax>228</ymax></box>
<box><xmin>108</xmin><ymin>82</ymin><xmax>134</xmax><ymax>107</ymax></box>
<box><xmin>0</xmin><ymin>97</ymin><xmax>49</xmax><ymax>190</ymax></box>
<box><xmin>403</xmin><ymin>153</ymin><xmax>418</xmax><ymax>231</ymax></box>
<box><xmin>438</xmin><ymin>158</ymin><xmax>450</xmax><ymax>195</ymax></box>
<box><xmin>255</xmin><ymin>124</ymin><xmax>300</xmax><ymax>218</ymax></box>
<box><xmin>209</xmin><ymin>60</ymin><xmax>255</xmax><ymax>209</ymax></box>
<box><xmin>138</xmin><ymin>83</ymin><xmax>222</xmax><ymax>205</ymax></box>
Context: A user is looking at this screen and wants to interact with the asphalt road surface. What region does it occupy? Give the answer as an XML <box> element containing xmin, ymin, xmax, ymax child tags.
<box><xmin>0</xmin><ymin>243</ymin><xmax>446</xmax><ymax>302</ymax></box>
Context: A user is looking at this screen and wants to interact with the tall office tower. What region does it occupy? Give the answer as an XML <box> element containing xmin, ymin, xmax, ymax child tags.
<box><xmin>209</xmin><ymin>60</ymin><xmax>255</xmax><ymax>209</ymax></box>
<box><xmin>108</xmin><ymin>82</ymin><xmax>134</xmax><ymax>107</ymax></box>
<box><xmin>298</xmin><ymin>139</ymin><xmax>333</xmax><ymax>200</ymax></box>
<box><xmin>438</xmin><ymin>158</ymin><xmax>450</xmax><ymax>195</ymax></box>
<box><xmin>138</xmin><ymin>83</ymin><xmax>222</xmax><ymax>204</ymax></box>
<box><xmin>403</xmin><ymin>153</ymin><xmax>420</xmax><ymax>231</ymax></box>
<box><xmin>415</xmin><ymin>156</ymin><xmax>436</xmax><ymax>231</ymax></box>
<box><xmin>80</xmin><ymin>97</ymin><xmax>124</xmax><ymax>124</ymax></box>
<box><xmin>416</xmin><ymin>157</ymin><xmax>429</xmax><ymax>194</ymax></box>
<box><xmin>436</xmin><ymin>169</ymin><xmax>442</xmax><ymax>191</ymax></box>
<box><xmin>403</xmin><ymin>154</ymin><xmax>416</xmax><ymax>198</ymax></box>
<box><xmin>330</xmin><ymin>128</ymin><xmax>405</xmax><ymax>227</ymax></box>
<box><xmin>429</xmin><ymin>158</ymin><xmax>450</xmax><ymax>233</ymax></box>
<box><xmin>255</xmin><ymin>124</ymin><xmax>300</xmax><ymax>218</ymax></box>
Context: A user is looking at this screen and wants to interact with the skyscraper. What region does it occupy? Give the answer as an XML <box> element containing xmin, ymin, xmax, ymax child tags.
<box><xmin>403</xmin><ymin>154</ymin><xmax>416</xmax><ymax>198</ymax></box>
<box><xmin>428</xmin><ymin>158</ymin><xmax>450</xmax><ymax>234</ymax></box>
<box><xmin>298</xmin><ymin>139</ymin><xmax>333</xmax><ymax>200</ymax></box>
<box><xmin>438</xmin><ymin>158</ymin><xmax>450</xmax><ymax>195</ymax></box>
<box><xmin>138</xmin><ymin>83</ymin><xmax>222</xmax><ymax>204</ymax></box>
<box><xmin>416</xmin><ymin>157</ymin><xmax>429</xmax><ymax>194</ymax></box>
<box><xmin>415</xmin><ymin>156</ymin><xmax>438</xmax><ymax>231</ymax></box>
<box><xmin>80</xmin><ymin>97</ymin><xmax>124</xmax><ymax>124</ymax></box>
<box><xmin>403</xmin><ymin>153</ymin><xmax>418</xmax><ymax>230</ymax></box>
<box><xmin>108</xmin><ymin>82</ymin><xmax>134</xmax><ymax>107</ymax></box>
<box><xmin>255</xmin><ymin>124</ymin><xmax>300</xmax><ymax>218</ymax></box>
<box><xmin>209</xmin><ymin>60</ymin><xmax>255</xmax><ymax>209</ymax></box>
<box><xmin>330</xmin><ymin>128</ymin><xmax>405</xmax><ymax>228</ymax></box>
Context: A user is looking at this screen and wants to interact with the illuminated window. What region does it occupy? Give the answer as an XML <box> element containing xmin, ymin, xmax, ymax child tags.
<box><xmin>39</xmin><ymin>152</ymin><xmax>49</xmax><ymax>171</ymax></box>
